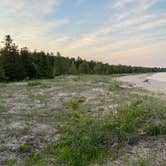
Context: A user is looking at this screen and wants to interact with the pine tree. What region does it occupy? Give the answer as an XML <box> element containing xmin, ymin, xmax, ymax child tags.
<box><xmin>94</xmin><ymin>63</ymin><xmax>103</xmax><ymax>74</ymax></box>
<box><xmin>0</xmin><ymin>59</ymin><xmax>7</xmax><ymax>81</ymax></box>
<box><xmin>69</xmin><ymin>63</ymin><xmax>77</xmax><ymax>74</ymax></box>
<box><xmin>78</xmin><ymin>61</ymin><xmax>89</xmax><ymax>74</ymax></box>
<box><xmin>1</xmin><ymin>35</ymin><xmax>26</xmax><ymax>81</ymax></box>
<box><xmin>20</xmin><ymin>47</ymin><xmax>37</xmax><ymax>79</ymax></box>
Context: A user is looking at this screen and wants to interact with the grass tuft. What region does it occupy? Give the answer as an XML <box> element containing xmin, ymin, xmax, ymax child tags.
<box><xmin>19</xmin><ymin>143</ymin><xmax>31</xmax><ymax>153</ymax></box>
<box><xmin>68</xmin><ymin>97</ymin><xmax>81</xmax><ymax>111</ymax></box>
<box><xmin>147</xmin><ymin>122</ymin><xmax>161</xmax><ymax>136</ymax></box>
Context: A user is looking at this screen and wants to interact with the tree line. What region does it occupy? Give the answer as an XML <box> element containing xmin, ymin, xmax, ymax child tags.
<box><xmin>0</xmin><ymin>35</ymin><xmax>165</xmax><ymax>82</ymax></box>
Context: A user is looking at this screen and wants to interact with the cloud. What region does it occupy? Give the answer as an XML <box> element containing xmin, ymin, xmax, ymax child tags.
<box><xmin>0</xmin><ymin>0</ymin><xmax>71</xmax><ymax>51</ymax></box>
<box><xmin>113</xmin><ymin>0</ymin><xmax>160</xmax><ymax>21</ymax></box>
<box><xmin>63</xmin><ymin>0</ymin><xmax>164</xmax><ymax>54</ymax></box>
<box><xmin>0</xmin><ymin>0</ymin><xmax>165</xmax><ymax>66</ymax></box>
<box><xmin>113</xmin><ymin>0</ymin><xmax>160</xmax><ymax>9</ymax></box>
<box><xmin>113</xmin><ymin>0</ymin><xmax>134</xmax><ymax>8</ymax></box>
<box><xmin>138</xmin><ymin>19</ymin><xmax>166</xmax><ymax>30</ymax></box>
<box><xmin>2</xmin><ymin>0</ymin><xmax>59</xmax><ymax>15</ymax></box>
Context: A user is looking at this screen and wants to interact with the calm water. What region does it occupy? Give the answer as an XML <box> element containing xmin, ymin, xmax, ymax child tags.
<box><xmin>149</xmin><ymin>72</ymin><xmax>166</xmax><ymax>82</ymax></box>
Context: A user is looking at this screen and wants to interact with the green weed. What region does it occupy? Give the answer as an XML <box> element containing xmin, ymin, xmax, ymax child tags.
<box><xmin>68</xmin><ymin>97</ymin><xmax>80</xmax><ymax>111</ymax></box>
<box><xmin>19</xmin><ymin>143</ymin><xmax>31</xmax><ymax>153</ymax></box>
<box><xmin>147</xmin><ymin>123</ymin><xmax>161</xmax><ymax>136</ymax></box>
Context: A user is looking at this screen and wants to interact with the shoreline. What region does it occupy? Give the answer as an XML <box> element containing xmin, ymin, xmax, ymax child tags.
<box><xmin>117</xmin><ymin>73</ymin><xmax>166</xmax><ymax>94</ymax></box>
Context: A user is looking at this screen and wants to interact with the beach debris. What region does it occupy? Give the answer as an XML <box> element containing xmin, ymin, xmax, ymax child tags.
<box><xmin>143</xmin><ymin>79</ymin><xmax>149</xmax><ymax>83</ymax></box>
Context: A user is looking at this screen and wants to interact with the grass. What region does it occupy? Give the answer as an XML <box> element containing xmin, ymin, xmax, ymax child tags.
<box><xmin>6</xmin><ymin>157</ymin><xmax>17</xmax><ymax>166</ymax></box>
<box><xmin>1</xmin><ymin>75</ymin><xmax>166</xmax><ymax>165</ymax></box>
<box><xmin>147</xmin><ymin>122</ymin><xmax>161</xmax><ymax>136</ymax></box>
<box><xmin>19</xmin><ymin>143</ymin><xmax>31</xmax><ymax>153</ymax></box>
<box><xmin>132</xmin><ymin>157</ymin><xmax>149</xmax><ymax>166</ymax></box>
<box><xmin>27</xmin><ymin>81</ymin><xmax>42</xmax><ymax>87</ymax></box>
<box><xmin>20</xmin><ymin>96</ymin><xmax>166</xmax><ymax>166</ymax></box>
<box><xmin>108</xmin><ymin>81</ymin><xmax>124</xmax><ymax>91</ymax></box>
<box><xmin>67</xmin><ymin>97</ymin><xmax>81</xmax><ymax>111</ymax></box>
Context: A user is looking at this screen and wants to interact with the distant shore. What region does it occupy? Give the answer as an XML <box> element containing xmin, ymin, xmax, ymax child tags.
<box><xmin>117</xmin><ymin>73</ymin><xmax>166</xmax><ymax>94</ymax></box>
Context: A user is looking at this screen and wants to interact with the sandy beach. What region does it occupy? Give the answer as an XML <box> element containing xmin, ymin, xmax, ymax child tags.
<box><xmin>117</xmin><ymin>73</ymin><xmax>166</xmax><ymax>94</ymax></box>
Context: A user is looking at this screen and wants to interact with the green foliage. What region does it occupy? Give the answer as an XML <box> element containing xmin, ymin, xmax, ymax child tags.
<box><xmin>78</xmin><ymin>61</ymin><xmax>90</xmax><ymax>74</ymax></box>
<box><xmin>0</xmin><ymin>35</ymin><xmax>166</xmax><ymax>82</ymax></box>
<box><xmin>6</xmin><ymin>157</ymin><xmax>16</xmax><ymax>166</ymax></box>
<box><xmin>53</xmin><ymin>102</ymin><xmax>149</xmax><ymax>165</ymax></box>
<box><xmin>19</xmin><ymin>96</ymin><xmax>166</xmax><ymax>165</ymax></box>
<box><xmin>19</xmin><ymin>143</ymin><xmax>31</xmax><ymax>153</ymax></box>
<box><xmin>94</xmin><ymin>62</ymin><xmax>104</xmax><ymax>74</ymax></box>
<box><xmin>55</xmin><ymin>112</ymin><xmax>115</xmax><ymax>166</ymax></box>
<box><xmin>69</xmin><ymin>63</ymin><xmax>77</xmax><ymax>74</ymax></box>
<box><xmin>0</xmin><ymin>59</ymin><xmax>7</xmax><ymax>81</ymax></box>
<box><xmin>68</xmin><ymin>97</ymin><xmax>80</xmax><ymax>111</ymax></box>
<box><xmin>147</xmin><ymin>122</ymin><xmax>161</xmax><ymax>136</ymax></box>
<box><xmin>132</xmin><ymin>157</ymin><xmax>147</xmax><ymax>166</ymax></box>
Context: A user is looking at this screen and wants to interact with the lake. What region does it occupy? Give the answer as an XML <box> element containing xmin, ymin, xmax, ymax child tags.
<box><xmin>148</xmin><ymin>72</ymin><xmax>166</xmax><ymax>82</ymax></box>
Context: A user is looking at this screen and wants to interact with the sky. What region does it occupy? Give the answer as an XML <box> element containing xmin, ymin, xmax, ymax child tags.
<box><xmin>0</xmin><ymin>0</ymin><xmax>166</xmax><ymax>67</ymax></box>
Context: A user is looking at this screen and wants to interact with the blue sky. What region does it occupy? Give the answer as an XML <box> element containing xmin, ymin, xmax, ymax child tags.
<box><xmin>0</xmin><ymin>0</ymin><xmax>166</xmax><ymax>67</ymax></box>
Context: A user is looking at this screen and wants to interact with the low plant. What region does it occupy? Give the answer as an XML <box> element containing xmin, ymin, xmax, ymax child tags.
<box><xmin>147</xmin><ymin>122</ymin><xmax>161</xmax><ymax>136</ymax></box>
<box><xmin>20</xmin><ymin>97</ymin><xmax>166</xmax><ymax>165</ymax></box>
<box><xmin>132</xmin><ymin>157</ymin><xmax>147</xmax><ymax>166</ymax></box>
<box><xmin>19</xmin><ymin>143</ymin><xmax>31</xmax><ymax>153</ymax></box>
<box><xmin>53</xmin><ymin>102</ymin><xmax>149</xmax><ymax>165</ymax></box>
<box><xmin>109</xmin><ymin>81</ymin><xmax>123</xmax><ymax>91</ymax></box>
<box><xmin>68</xmin><ymin>97</ymin><xmax>80</xmax><ymax>111</ymax></box>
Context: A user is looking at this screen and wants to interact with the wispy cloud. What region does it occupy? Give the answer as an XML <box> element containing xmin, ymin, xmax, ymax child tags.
<box><xmin>0</xmin><ymin>0</ymin><xmax>165</xmax><ymax>66</ymax></box>
<box><xmin>0</xmin><ymin>0</ymin><xmax>71</xmax><ymax>51</ymax></box>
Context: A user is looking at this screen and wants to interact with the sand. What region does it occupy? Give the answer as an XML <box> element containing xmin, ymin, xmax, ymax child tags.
<box><xmin>117</xmin><ymin>73</ymin><xmax>166</xmax><ymax>94</ymax></box>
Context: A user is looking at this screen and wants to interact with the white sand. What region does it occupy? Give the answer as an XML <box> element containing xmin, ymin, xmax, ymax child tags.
<box><xmin>117</xmin><ymin>73</ymin><xmax>166</xmax><ymax>94</ymax></box>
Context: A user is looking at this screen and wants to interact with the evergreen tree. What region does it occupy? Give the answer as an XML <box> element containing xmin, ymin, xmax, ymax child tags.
<box><xmin>78</xmin><ymin>61</ymin><xmax>90</xmax><ymax>74</ymax></box>
<box><xmin>69</xmin><ymin>63</ymin><xmax>77</xmax><ymax>74</ymax></box>
<box><xmin>0</xmin><ymin>35</ymin><xmax>165</xmax><ymax>82</ymax></box>
<box><xmin>94</xmin><ymin>63</ymin><xmax>103</xmax><ymax>74</ymax></box>
<box><xmin>54</xmin><ymin>52</ymin><xmax>66</xmax><ymax>76</ymax></box>
<box><xmin>20</xmin><ymin>47</ymin><xmax>37</xmax><ymax>79</ymax></box>
<box><xmin>0</xmin><ymin>58</ymin><xmax>7</xmax><ymax>81</ymax></box>
<box><xmin>1</xmin><ymin>35</ymin><xmax>25</xmax><ymax>81</ymax></box>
